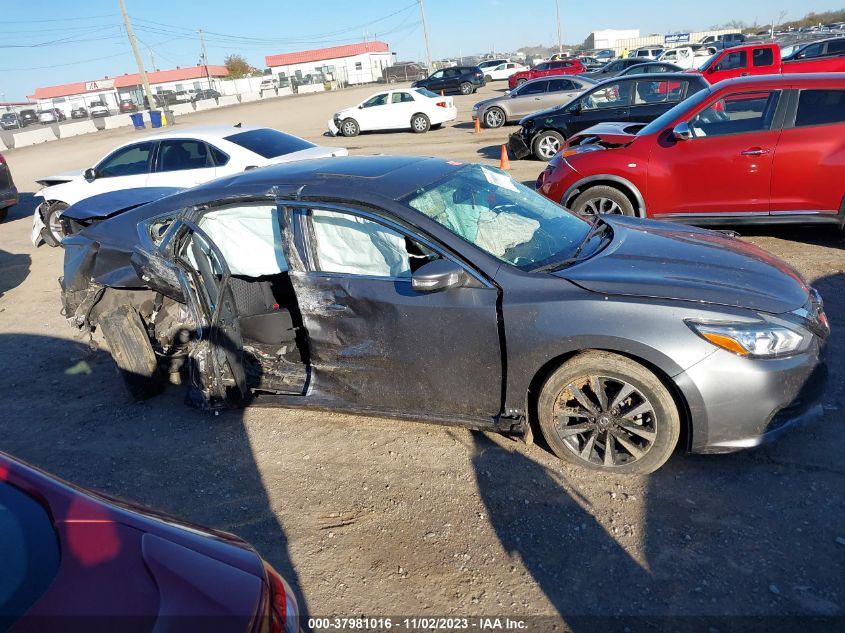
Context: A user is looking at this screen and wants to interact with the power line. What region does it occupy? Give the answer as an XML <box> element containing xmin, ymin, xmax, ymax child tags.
<box><xmin>0</xmin><ymin>50</ymin><xmax>130</xmax><ymax>72</ymax></box>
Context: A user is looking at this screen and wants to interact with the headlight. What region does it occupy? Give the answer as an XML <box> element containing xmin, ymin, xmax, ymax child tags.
<box><xmin>686</xmin><ymin>320</ymin><xmax>808</xmax><ymax>358</ymax></box>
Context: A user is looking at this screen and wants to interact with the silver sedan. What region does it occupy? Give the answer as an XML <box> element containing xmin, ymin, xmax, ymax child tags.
<box><xmin>472</xmin><ymin>76</ymin><xmax>596</xmax><ymax>128</ymax></box>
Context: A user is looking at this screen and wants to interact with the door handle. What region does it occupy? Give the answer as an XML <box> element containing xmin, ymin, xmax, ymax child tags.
<box><xmin>741</xmin><ymin>148</ymin><xmax>769</xmax><ymax>156</ymax></box>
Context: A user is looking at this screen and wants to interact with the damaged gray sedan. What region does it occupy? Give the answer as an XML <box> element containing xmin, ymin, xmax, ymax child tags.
<box><xmin>61</xmin><ymin>156</ymin><xmax>829</xmax><ymax>474</ymax></box>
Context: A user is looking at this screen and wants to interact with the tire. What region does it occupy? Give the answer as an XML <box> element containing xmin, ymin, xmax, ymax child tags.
<box><xmin>459</xmin><ymin>82</ymin><xmax>473</xmax><ymax>95</ymax></box>
<box><xmin>484</xmin><ymin>74</ymin><xmax>492</xmax><ymax>82</ymax></box>
<box><xmin>531</xmin><ymin>130</ymin><xmax>565</xmax><ymax>161</ymax></box>
<box><xmin>516</xmin><ymin>78</ymin><xmax>527</xmax><ymax>87</ymax></box>
<box><xmin>570</xmin><ymin>185</ymin><xmax>636</xmax><ymax>217</ymax></box>
<box><xmin>388</xmin><ymin>77</ymin><xmax>397</xmax><ymax>84</ymax></box>
<box><xmin>483</xmin><ymin>106</ymin><xmax>506</xmax><ymax>128</ymax></box>
<box><xmin>410</xmin><ymin>113</ymin><xmax>430</xmax><ymax>133</ymax></box>
<box><xmin>41</xmin><ymin>201</ymin><xmax>68</xmax><ymax>247</ymax></box>
<box><xmin>537</xmin><ymin>351</ymin><xmax>680</xmax><ymax>475</ymax></box>
<box><xmin>98</xmin><ymin>304</ymin><xmax>165</xmax><ymax>401</ymax></box>
<box><xmin>340</xmin><ymin>118</ymin><xmax>359</xmax><ymax>137</ymax></box>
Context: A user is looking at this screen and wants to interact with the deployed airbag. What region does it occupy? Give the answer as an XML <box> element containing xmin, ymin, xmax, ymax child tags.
<box><xmin>199</xmin><ymin>205</ymin><xmax>287</xmax><ymax>277</ymax></box>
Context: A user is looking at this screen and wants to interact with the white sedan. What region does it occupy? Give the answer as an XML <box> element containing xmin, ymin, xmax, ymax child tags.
<box><xmin>328</xmin><ymin>88</ymin><xmax>457</xmax><ymax>137</ymax></box>
<box><xmin>32</xmin><ymin>124</ymin><xmax>347</xmax><ymax>246</ymax></box>
<box><xmin>483</xmin><ymin>62</ymin><xmax>529</xmax><ymax>81</ymax></box>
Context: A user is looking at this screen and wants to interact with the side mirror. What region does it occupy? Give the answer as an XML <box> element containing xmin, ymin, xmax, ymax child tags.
<box><xmin>83</xmin><ymin>167</ymin><xmax>98</xmax><ymax>180</ymax></box>
<box><xmin>411</xmin><ymin>259</ymin><xmax>466</xmax><ymax>293</ymax></box>
<box><xmin>672</xmin><ymin>122</ymin><xmax>693</xmax><ymax>141</ymax></box>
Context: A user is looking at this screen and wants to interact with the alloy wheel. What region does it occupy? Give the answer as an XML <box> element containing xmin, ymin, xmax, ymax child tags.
<box><xmin>552</xmin><ymin>375</ymin><xmax>657</xmax><ymax>467</ymax></box>
<box><xmin>484</xmin><ymin>108</ymin><xmax>504</xmax><ymax>128</ymax></box>
<box><xmin>580</xmin><ymin>197</ymin><xmax>624</xmax><ymax>215</ymax></box>
<box><xmin>537</xmin><ymin>135</ymin><xmax>561</xmax><ymax>159</ymax></box>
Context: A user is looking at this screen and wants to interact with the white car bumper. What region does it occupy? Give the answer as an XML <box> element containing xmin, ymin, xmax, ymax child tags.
<box><xmin>31</xmin><ymin>205</ymin><xmax>45</xmax><ymax>246</ymax></box>
<box><xmin>431</xmin><ymin>105</ymin><xmax>458</xmax><ymax>125</ymax></box>
<box><xmin>326</xmin><ymin>118</ymin><xmax>340</xmax><ymax>136</ymax></box>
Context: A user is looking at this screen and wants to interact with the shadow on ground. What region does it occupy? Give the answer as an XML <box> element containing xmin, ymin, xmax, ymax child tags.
<box><xmin>0</xmin><ymin>249</ymin><xmax>30</xmax><ymax>298</ymax></box>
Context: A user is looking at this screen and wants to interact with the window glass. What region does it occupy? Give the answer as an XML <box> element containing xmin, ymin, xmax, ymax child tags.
<box><xmin>209</xmin><ymin>144</ymin><xmax>229</xmax><ymax>166</ymax></box>
<box><xmin>646</xmin><ymin>64</ymin><xmax>671</xmax><ymax>73</ymax></box>
<box><xmin>797</xmin><ymin>43</ymin><xmax>823</xmax><ymax>59</ymax></box>
<box><xmin>0</xmin><ymin>482</ymin><xmax>60</xmax><ymax>627</ymax></box>
<box><xmin>310</xmin><ymin>210</ymin><xmax>439</xmax><ymax>278</ymax></box>
<box><xmin>689</xmin><ymin>91</ymin><xmax>780</xmax><ymax>137</ymax></box>
<box><xmin>795</xmin><ymin>89</ymin><xmax>845</xmax><ymax>127</ymax></box>
<box><xmin>157</xmin><ymin>140</ymin><xmax>213</xmax><ymax>172</ymax></box>
<box><xmin>521</xmin><ymin>81</ymin><xmax>547</xmax><ymax>95</ymax></box>
<box><xmin>97</xmin><ymin>142</ymin><xmax>153</xmax><ymax>178</ymax></box>
<box><xmin>404</xmin><ymin>164</ymin><xmax>591</xmax><ymax>272</ymax></box>
<box><xmin>634</xmin><ymin>80</ymin><xmax>672</xmax><ymax>104</ymax></box>
<box><xmin>548</xmin><ymin>79</ymin><xmax>575</xmax><ymax>91</ymax></box>
<box><xmin>828</xmin><ymin>40</ymin><xmax>845</xmax><ymax>54</ymax></box>
<box><xmin>752</xmin><ymin>48</ymin><xmax>774</xmax><ymax>66</ymax></box>
<box><xmin>391</xmin><ymin>92</ymin><xmax>414</xmax><ymax>104</ymax></box>
<box><xmin>225</xmin><ymin>128</ymin><xmax>314</xmax><ymax>159</ymax></box>
<box><xmin>199</xmin><ymin>204</ymin><xmax>286</xmax><ymax>277</ymax></box>
<box><xmin>714</xmin><ymin>51</ymin><xmax>747</xmax><ymax>71</ymax></box>
<box><xmin>415</xmin><ymin>88</ymin><xmax>439</xmax><ymax>99</ymax></box>
<box><xmin>362</xmin><ymin>93</ymin><xmax>388</xmax><ymax>107</ymax></box>
<box><xmin>430</xmin><ymin>70</ymin><xmax>445</xmax><ymax>79</ymax></box>
<box><xmin>582</xmin><ymin>82</ymin><xmax>632</xmax><ymax>109</ymax></box>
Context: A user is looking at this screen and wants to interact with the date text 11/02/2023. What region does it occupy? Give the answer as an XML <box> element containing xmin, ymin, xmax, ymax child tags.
<box><xmin>307</xmin><ymin>617</ymin><xmax>528</xmax><ymax>630</ymax></box>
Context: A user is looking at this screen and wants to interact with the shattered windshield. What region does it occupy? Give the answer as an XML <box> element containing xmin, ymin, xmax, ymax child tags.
<box><xmin>403</xmin><ymin>164</ymin><xmax>592</xmax><ymax>271</ymax></box>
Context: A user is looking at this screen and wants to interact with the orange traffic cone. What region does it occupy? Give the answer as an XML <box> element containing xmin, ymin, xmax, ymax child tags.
<box><xmin>473</xmin><ymin>117</ymin><xmax>481</xmax><ymax>134</ymax></box>
<box><xmin>499</xmin><ymin>144</ymin><xmax>510</xmax><ymax>170</ymax></box>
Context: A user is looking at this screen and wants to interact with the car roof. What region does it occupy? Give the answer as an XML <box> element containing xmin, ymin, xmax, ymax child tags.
<box><xmin>711</xmin><ymin>72</ymin><xmax>845</xmax><ymax>90</ymax></box>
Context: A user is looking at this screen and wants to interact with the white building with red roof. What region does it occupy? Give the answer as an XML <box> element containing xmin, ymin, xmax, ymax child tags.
<box><xmin>265</xmin><ymin>42</ymin><xmax>393</xmax><ymax>86</ymax></box>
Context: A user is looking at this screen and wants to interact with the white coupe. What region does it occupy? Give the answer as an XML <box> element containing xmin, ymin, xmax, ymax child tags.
<box><xmin>328</xmin><ymin>88</ymin><xmax>457</xmax><ymax>137</ymax></box>
<box><xmin>483</xmin><ymin>62</ymin><xmax>529</xmax><ymax>81</ymax></box>
<box><xmin>32</xmin><ymin>124</ymin><xmax>347</xmax><ymax>246</ymax></box>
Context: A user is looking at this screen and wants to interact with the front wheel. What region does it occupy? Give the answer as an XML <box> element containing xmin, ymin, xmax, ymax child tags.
<box><xmin>459</xmin><ymin>82</ymin><xmax>473</xmax><ymax>95</ymax></box>
<box><xmin>531</xmin><ymin>131</ymin><xmax>564</xmax><ymax>161</ymax></box>
<box><xmin>410</xmin><ymin>113</ymin><xmax>430</xmax><ymax>133</ymax></box>
<box><xmin>41</xmin><ymin>201</ymin><xmax>68</xmax><ymax>247</ymax></box>
<box><xmin>570</xmin><ymin>185</ymin><xmax>636</xmax><ymax>216</ymax></box>
<box><xmin>537</xmin><ymin>351</ymin><xmax>681</xmax><ymax>475</ymax></box>
<box><xmin>483</xmin><ymin>107</ymin><xmax>505</xmax><ymax>128</ymax></box>
<box><xmin>484</xmin><ymin>74</ymin><xmax>492</xmax><ymax>82</ymax></box>
<box><xmin>516</xmin><ymin>78</ymin><xmax>527</xmax><ymax>87</ymax></box>
<box><xmin>340</xmin><ymin>118</ymin><xmax>360</xmax><ymax>137</ymax></box>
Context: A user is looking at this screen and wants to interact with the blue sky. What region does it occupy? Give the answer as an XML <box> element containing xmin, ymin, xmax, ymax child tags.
<box><xmin>1</xmin><ymin>0</ymin><xmax>839</xmax><ymax>100</ymax></box>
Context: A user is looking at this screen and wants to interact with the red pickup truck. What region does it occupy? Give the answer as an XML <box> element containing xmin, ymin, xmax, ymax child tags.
<box><xmin>508</xmin><ymin>59</ymin><xmax>586</xmax><ymax>89</ymax></box>
<box><xmin>695</xmin><ymin>42</ymin><xmax>845</xmax><ymax>84</ymax></box>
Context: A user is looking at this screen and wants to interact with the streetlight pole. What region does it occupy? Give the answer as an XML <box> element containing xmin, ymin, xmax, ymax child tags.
<box><xmin>418</xmin><ymin>0</ymin><xmax>433</xmax><ymax>72</ymax></box>
<box><xmin>199</xmin><ymin>29</ymin><xmax>213</xmax><ymax>90</ymax></box>
<box><xmin>118</xmin><ymin>0</ymin><xmax>155</xmax><ymax>110</ymax></box>
<box><xmin>555</xmin><ymin>0</ymin><xmax>563</xmax><ymax>55</ymax></box>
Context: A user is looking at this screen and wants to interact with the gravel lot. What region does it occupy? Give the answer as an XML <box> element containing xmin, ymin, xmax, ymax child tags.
<box><xmin>1</xmin><ymin>83</ymin><xmax>844</xmax><ymax>630</ymax></box>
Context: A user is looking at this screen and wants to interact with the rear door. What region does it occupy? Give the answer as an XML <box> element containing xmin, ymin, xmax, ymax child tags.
<box><xmin>282</xmin><ymin>204</ymin><xmax>502</xmax><ymax>418</ymax></box>
<box><xmin>386</xmin><ymin>91</ymin><xmax>417</xmax><ymax>129</ymax></box>
<box><xmin>573</xmin><ymin>79</ymin><xmax>633</xmax><ymax>134</ymax></box>
<box><xmin>150</xmin><ymin>139</ymin><xmax>219</xmax><ymax>187</ymax></box>
<box><xmin>770</xmin><ymin>88</ymin><xmax>845</xmax><ymax>215</ymax></box>
<box><xmin>173</xmin><ymin>222</ymin><xmax>248</xmax><ymax>405</ymax></box>
<box><xmin>545</xmin><ymin>78</ymin><xmax>583</xmax><ymax>107</ymax></box>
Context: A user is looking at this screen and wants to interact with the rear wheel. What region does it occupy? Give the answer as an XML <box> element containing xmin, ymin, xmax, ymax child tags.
<box><xmin>571</xmin><ymin>185</ymin><xmax>636</xmax><ymax>217</ymax></box>
<box><xmin>459</xmin><ymin>82</ymin><xmax>473</xmax><ymax>95</ymax></box>
<box><xmin>537</xmin><ymin>351</ymin><xmax>680</xmax><ymax>475</ymax></box>
<box><xmin>41</xmin><ymin>201</ymin><xmax>68</xmax><ymax>247</ymax></box>
<box><xmin>531</xmin><ymin>131</ymin><xmax>564</xmax><ymax>161</ymax></box>
<box><xmin>516</xmin><ymin>78</ymin><xmax>527</xmax><ymax>87</ymax></box>
<box><xmin>98</xmin><ymin>304</ymin><xmax>165</xmax><ymax>401</ymax></box>
<box><xmin>340</xmin><ymin>118</ymin><xmax>359</xmax><ymax>137</ymax></box>
<box><xmin>388</xmin><ymin>77</ymin><xmax>397</xmax><ymax>84</ymax></box>
<box><xmin>483</xmin><ymin>107</ymin><xmax>506</xmax><ymax>128</ymax></box>
<box><xmin>484</xmin><ymin>74</ymin><xmax>492</xmax><ymax>82</ymax></box>
<box><xmin>410</xmin><ymin>113</ymin><xmax>430</xmax><ymax>133</ymax></box>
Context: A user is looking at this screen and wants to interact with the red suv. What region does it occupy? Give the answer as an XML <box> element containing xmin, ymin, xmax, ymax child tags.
<box><xmin>508</xmin><ymin>59</ymin><xmax>586</xmax><ymax>89</ymax></box>
<box><xmin>537</xmin><ymin>74</ymin><xmax>845</xmax><ymax>227</ymax></box>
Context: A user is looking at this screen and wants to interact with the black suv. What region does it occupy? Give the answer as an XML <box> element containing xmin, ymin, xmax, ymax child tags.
<box><xmin>18</xmin><ymin>109</ymin><xmax>39</xmax><ymax>127</ymax></box>
<box><xmin>508</xmin><ymin>73</ymin><xmax>709</xmax><ymax>160</ymax></box>
<box><xmin>412</xmin><ymin>66</ymin><xmax>485</xmax><ymax>95</ymax></box>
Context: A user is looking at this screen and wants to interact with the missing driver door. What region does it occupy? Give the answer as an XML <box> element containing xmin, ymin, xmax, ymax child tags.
<box><xmin>176</xmin><ymin>223</ymin><xmax>248</xmax><ymax>407</ymax></box>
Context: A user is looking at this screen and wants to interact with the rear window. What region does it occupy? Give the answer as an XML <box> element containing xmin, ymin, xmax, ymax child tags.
<box><xmin>752</xmin><ymin>48</ymin><xmax>774</xmax><ymax>67</ymax></box>
<box><xmin>415</xmin><ymin>88</ymin><xmax>439</xmax><ymax>99</ymax></box>
<box><xmin>0</xmin><ymin>482</ymin><xmax>60</xmax><ymax>625</ymax></box>
<box><xmin>224</xmin><ymin>128</ymin><xmax>315</xmax><ymax>159</ymax></box>
<box><xmin>795</xmin><ymin>89</ymin><xmax>845</xmax><ymax>127</ymax></box>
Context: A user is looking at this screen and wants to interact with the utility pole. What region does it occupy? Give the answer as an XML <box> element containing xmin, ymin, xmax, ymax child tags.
<box><xmin>418</xmin><ymin>0</ymin><xmax>433</xmax><ymax>71</ymax></box>
<box><xmin>148</xmin><ymin>46</ymin><xmax>156</xmax><ymax>72</ymax></box>
<box><xmin>198</xmin><ymin>29</ymin><xmax>213</xmax><ymax>90</ymax></box>
<box><xmin>118</xmin><ymin>0</ymin><xmax>155</xmax><ymax>110</ymax></box>
<box><xmin>555</xmin><ymin>0</ymin><xmax>563</xmax><ymax>55</ymax></box>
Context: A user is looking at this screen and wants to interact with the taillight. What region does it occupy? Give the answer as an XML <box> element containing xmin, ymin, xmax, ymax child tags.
<box><xmin>436</xmin><ymin>101</ymin><xmax>447</xmax><ymax>108</ymax></box>
<box><xmin>265</xmin><ymin>562</ymin><xmax>298</xmax><ymax>633</ymax></box>
<box><xmin>0</xmin><ymin>154</ymin><xmax>5</xmax><ymax>165</ymax></box>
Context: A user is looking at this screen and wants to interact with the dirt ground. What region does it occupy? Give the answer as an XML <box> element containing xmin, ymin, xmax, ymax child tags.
<box><xmin>1</xmin><ymin>83</ymin><xmax>844</xmax><ymax>631</ymax></box>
